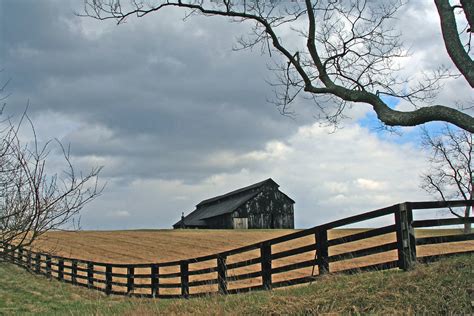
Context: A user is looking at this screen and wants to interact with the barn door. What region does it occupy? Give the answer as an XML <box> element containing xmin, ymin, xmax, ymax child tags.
<box><xmin>233</xmin><ymin>217</ymin><xmax>248</xmax><ymax>229</ymax></box>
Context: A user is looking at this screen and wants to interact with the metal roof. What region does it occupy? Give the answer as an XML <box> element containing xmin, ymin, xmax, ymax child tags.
<box><xmin>197</xmin><ymin>178</ymin><xmax>278</xmax><ymax>207</ymax></box>
<box><xmin>175</xmin><ymin>191</ymin><xmax>259</xmax><ymax>227</ymax></box>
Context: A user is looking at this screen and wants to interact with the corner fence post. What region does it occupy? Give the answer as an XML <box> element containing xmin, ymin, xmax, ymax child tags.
<box><xmin>261</xmin><ymin>242</ymin><xmax>272</xmax><ymax>290</ymax></box>
<box><xmin>395</xmin><ymin>202</ymin><xmax>416</xmax><ymax>270</ymax></box>
<box><xmin>217</xmin><ymin>255</ymin><xmax>228</xmax><ymax>294</ymax></box>
<box><xmin>105</xmin><ymin>265</ymin><xmax>112</xmax><ymax>295</ymax></box>
<box><xmin>180</xmin><ymin>261</ymin><xmax>189</xmax><ymax>298</ymax></box>
<box><xmin>316</xmin><ymin>229</ymin><xmax>329</xmax><ymax>274</ymax></box>
<box><xmin>127</xmin><ymin>266</ymin><xmax>135</xmax><ymax>296</ymax></box>
<box><xmin>151</xmin><ymin>264</ymin><xmax>159</xmax><ymax>298</ymax></box>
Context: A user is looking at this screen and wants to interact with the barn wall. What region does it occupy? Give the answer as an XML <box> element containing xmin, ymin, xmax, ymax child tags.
<box><xmin>233</xmin><ymin>184</ymin><xmax>294</xmax><ymax>229</ymax></box>
<box><xmin>203</xmin><ymin>213</ymin><xmax>233</xmax><ymax>229</ymax></box>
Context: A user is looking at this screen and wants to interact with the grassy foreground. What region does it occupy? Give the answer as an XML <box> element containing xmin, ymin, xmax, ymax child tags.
<box><xmin>1</xmin><ymin>254</ymin><xmax>473</xmax><ymax>315</ymax></box>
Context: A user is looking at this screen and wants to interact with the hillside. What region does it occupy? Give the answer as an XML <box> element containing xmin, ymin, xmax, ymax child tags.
<box><xmin>1</xmin><ymin>254</ymin><xmax>473</xmax><ymax>315</ymax></box>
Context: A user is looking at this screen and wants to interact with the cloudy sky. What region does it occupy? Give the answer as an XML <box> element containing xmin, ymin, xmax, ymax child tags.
<box><xmin>1</xmin><ymin>0</ymin><xmax>472</xmax><ymax>229</ymax></box>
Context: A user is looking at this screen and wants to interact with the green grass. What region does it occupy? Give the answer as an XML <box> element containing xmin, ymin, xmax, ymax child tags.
<box><xmin>1</xmin><ymin>255</ymin><xmax>473</xmax><ymax>315</ymax></box>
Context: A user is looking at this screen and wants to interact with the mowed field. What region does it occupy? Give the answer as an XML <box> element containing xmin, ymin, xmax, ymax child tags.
<box><xmin>33</xmin><ymin>228</ymin><xmax>473</xmax><ymax>264</ymax></box>
<box><xmin>29</xmin><ymin>228</ymin><xmax>474</xmax><ymax>296</ymax></box>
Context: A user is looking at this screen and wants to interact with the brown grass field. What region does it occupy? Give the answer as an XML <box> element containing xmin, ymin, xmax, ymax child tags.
<box><xmin>28</xmin><ymin>228</ymin><xmax>473</xmax><ymax>296</ymax></box>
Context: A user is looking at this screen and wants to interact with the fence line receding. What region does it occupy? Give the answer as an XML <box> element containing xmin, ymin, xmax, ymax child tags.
<box><xmin>1</xmin><ymin>200</ymin><xmax>473</xmax><ymax>299</ymax></box>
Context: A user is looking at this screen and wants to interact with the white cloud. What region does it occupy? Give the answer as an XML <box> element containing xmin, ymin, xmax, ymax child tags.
<box><xmin>106</xmin><ymin>210</ymin><xmax>131</xmax><ymax>218</ymax></box>
<box><xmin>355</xmin><ymin>178</ymin><xmax>387</xmax><ymax>191</ymax></box>
<box><xmin>82</xmin><ymin>122</ymin><xmax>431</xmax><ymax>229</ymax></box>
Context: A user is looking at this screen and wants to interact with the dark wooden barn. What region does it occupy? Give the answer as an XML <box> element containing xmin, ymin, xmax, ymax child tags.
<box><xmin>173</xmin><ymin>178</ymin><xmax>295</xmax><ymax>229</ymax></box>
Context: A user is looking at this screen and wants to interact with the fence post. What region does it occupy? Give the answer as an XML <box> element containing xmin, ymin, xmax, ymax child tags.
<box><xmin>12</xmin><ymin>245</ymin><xmax>17</xmax><ymax>263</ymax></box>
<box><xmin>316</xmin><ymin>228</ymin><xmax>329</xmax><ymax>274</ymax></box>
<box><xmin>72</xmin><ymin>260</ymin><xmax>78</xmax><ymax>285</ymax></box>
<box><xmin>180</xmin><ymin>261</ymin><xmax>189</xmax><ymax>298</ymax></box>
<box><xmin>17</xmin><ymin>247</ymin><xmax>23</xmax><ymax>265</ymax></box>
<box><xmin>58</xmin><ymin>259</ymin><xmax>64</xmax><ymax>280</ymax></box>
<box><xmin>105</xmin><ymin>265</ymin><xmax>112</xmax><ymax>295</ymax></box>
<box><xmin>127</xmin><ymin>266</ymin><xmax>135</xmax><ymax>295</ymax></box>
<box><xmin>87</xmin><ymin>262</ymin><xmax>94</xmax><ymax>288</ymax></box>
<box><xmin>35</xmin><ymin>253</ymin><xmax>41</xmax><ymax>273</ymax></box>
<box><xmin>217</xmin><ymin>255</ymin><xmax>228</xmax><ymax>294</ymax></box>
<box><xmin>46</xmin><ymin>255</ymin><xmax>52</xmax><ymax>278</ymax></box>
<box><xmin>12</xmin><ymin>246</ymin><xmax>17</xmax><ymax>263</ymax></box>
<box><xmin>151</xmin><ymin>264</ymin><xmax>159</xmax><ymax>298</ymax></box>
<box><xmin>261</xmin><ymin>242</ymin><xmax>272</xmax><ymax>290</ymax></box>
<box><xmin>395</xmin><ymin>202</ymin><xmax>416</xmax><ymax>270</ymax></box>
<box><xmin>27</xmin><ymin>250</ymin><xmax>32</xmax><ymax>270</ymax></box>
<box><xmin>9</xmin><ymin>245</ymin><xmax>14</xmax><ymax>262</ymax></box>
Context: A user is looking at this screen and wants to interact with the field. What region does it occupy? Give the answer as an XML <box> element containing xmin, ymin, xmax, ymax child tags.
<box><xmin>28</xmin><ymin>228</ymin><xmax>474</xmax><ymax>296</ymax></box>
<box><xmin>33</xmin><ymin>228</ymin><xmax>473</xmax><ymax>263</ymax></box>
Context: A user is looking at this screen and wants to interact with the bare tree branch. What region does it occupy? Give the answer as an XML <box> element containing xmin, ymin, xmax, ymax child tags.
<box><xmin>0</xmin><ymin>86</ymin><xmax>103</xmax><ymax>254</ymax></box>
<box><xmin>81</xmin><ymin>0</ymin><xmax>474</xmax><ymax>132</ymax></box>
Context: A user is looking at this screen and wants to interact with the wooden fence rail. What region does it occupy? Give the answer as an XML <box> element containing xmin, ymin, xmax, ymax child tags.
<box><xmin>1</xmin><ymin>200</ymin><xmax>473</xmax><ymax>299</ymax></box>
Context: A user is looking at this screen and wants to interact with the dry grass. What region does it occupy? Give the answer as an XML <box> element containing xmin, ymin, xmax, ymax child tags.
<box><xmin>32</xmin><ymin>228</ymin><xmax>472</xmax><ymax>263</ymax></box>
<box><xmin>26</xmin><ymin>228</ymin><xmax>474</xmax><ymax>296</ymax></box>
<box><xmin>2</xmin><ymin>253</ymin><xmax>473</xmax><ymax>315</ymax></box>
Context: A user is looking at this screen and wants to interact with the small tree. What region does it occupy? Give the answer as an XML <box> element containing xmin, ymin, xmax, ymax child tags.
<box><xmin>420</xmin><ymin>124</ymin><xmax>473</xmax><ymax>233</ymax></box>
<box><xmin>0</xmin><ymin>84</ymin><xmax>102</xmax><ymax>252</ymax></box>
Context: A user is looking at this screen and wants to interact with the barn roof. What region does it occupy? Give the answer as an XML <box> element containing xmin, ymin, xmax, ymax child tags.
<box><xmin>173</xmin><ymin>178</ymin><xmax>293</xmax><ymax>228</ymax></box>
<box><xmin>175</xmin><ymin>191</ymin><xmax>259</xmax><ymax>227</ymax></box>
<box><xmin>197</xmin><ymin>178</ymin><xmax>279</xmax><ymax>207</ymax></box>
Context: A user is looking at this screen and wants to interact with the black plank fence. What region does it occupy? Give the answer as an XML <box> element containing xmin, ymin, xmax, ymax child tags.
<box><xmin>1</xmin><ymin>200</ymin><xmax>474</xmax><ymax>299</ymax></box>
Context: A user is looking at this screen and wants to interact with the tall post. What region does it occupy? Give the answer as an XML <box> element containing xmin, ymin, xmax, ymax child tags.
<box><xmin>151</xmin><ymin>264</ymin><xmax>159</xmax><ymax>298</ymax></box>
<box><xmin>127</xmin><ymin>266</ymin><xmax>135</xmax><ymax>295</ymax></box>
<box><xmin>105</xmin><ymin>265</ymin><xmax>112</xmax><ymax>295</ymax></box>
<box><xmin>46</xmin><ymin>255</ymin><xmax>52</xmax><ymax>278</ymax></box>
<box><xmin>72</xmin><ymin>260</ymin><xmax>78</xmax><ymax>285</ymax></box>
<box><xmin>27</xmin><ymin>250</ymin><xmax>32</xmax><ymax>270</ymax></box>
<box><xmin>17</xmin><ymin>247</ymin><xmax>23</xmax><ymax>265</ymax></box>
<box><xmin>35</xmin><ymin>253</ymin><xmax>41</xmax><ymax>273</ymax></box>
<box><xmin>180</xmin><ymin>261</ymin><xmax>189</xmax><ymax>298</ymax></box>
<box><xmin>9</xmin><ymin>245</ymin><xmax>14</xmax><ymax>262</ymax></box>
<box><xmin>58</xmin><ymin>259</ymin><xmax>64</xmax><ymax>280</ymax></box>
<box><xmin>316</xmin><ymin>229</ymin><xmax>329</xmax><ymax>274</ymax></box>
<box><xmin>217</xmin><ymin>255</ymin><xmax>228</xmax><ymax>294</ymax></box>
<box><xmin>87</xmin><ymin>262</ymin><xmax>94</xmax><ymax>288</ymax></box>
<box><xmin>261</xmin><ymin>242</ymin><xmax>272</xmax><ymax>290</ymax></box>
<box><xmin>395</xmin><ymin>202</ymin><xmax>416</xmax><ymax>270</ymax></box>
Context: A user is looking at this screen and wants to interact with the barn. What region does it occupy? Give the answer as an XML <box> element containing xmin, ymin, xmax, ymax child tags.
<box><xmin>173</xmin><ymin>178</ymin><xmax>295</xmax><ymax>229</ymax></box>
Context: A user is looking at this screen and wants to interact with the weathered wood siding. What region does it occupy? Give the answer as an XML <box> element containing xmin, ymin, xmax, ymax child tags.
<box><xmin>204</xmin><ymin>213</ymin><xmax>233</xmax><ymax>229</ymax></box>
<box><xmin>232</xmin><ymin>184</ymin><xmax>294</xmax><ymax>229</ymax></box>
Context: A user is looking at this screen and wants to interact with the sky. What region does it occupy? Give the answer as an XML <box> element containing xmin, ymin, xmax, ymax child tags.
<box><xmin>1</xmin><ymin>0</ymin><xmax>473</xmax><ymax>230</ymax></box>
